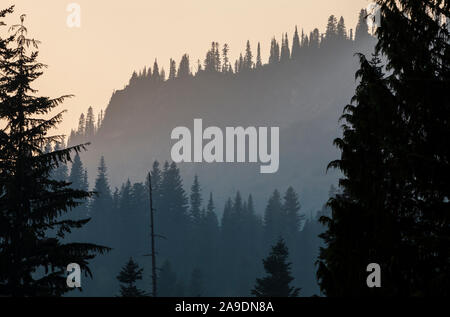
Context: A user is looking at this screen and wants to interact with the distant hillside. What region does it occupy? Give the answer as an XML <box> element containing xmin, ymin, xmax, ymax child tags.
<box><xmin>70</xmin><ymin>17</ymin><xmax>376</xmax><ymax>214</ymax></box>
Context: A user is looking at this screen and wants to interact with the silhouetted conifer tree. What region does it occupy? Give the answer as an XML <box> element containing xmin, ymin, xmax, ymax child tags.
<box><xmin>310</xmin><ymin>28</ymin><xmax>320</xmax><ymax>49</ymax></box>
<box><xmin>112</xmin><ymin>187</ymin><xmax>120</xmax><ymax>211</ymax></box>
<box><xmin>269</xmin><ymin>38</ymin><xmax>280</xmax><ymax>64</ymax></box>
<box><xmin>325</xmin><ymin>15</ymin><xmax>338</xmax><ymax>43</ymax></box>
<box><xmin>169</xmin><ymin>58</ymin><xmax>177</xmax><ymax>80</ymax></box>
<box><xmin>119</xmin><ymin>179</ymin><xmax>133</xmax><ymax>212</ymax></box>
<box><xmin>146</xmin><ymin>66</ymin><xmax>152</xmax><ymax>80</ymax></box>
<box><xmin>205</xmin><ymin>42</ymin><xmax>221</xmax><ymax>72</ymax></box>
<box><xmin>256</xmin><ymin>42</ymin><xmax>262</xmax><ymax>68</ymax></box>
<box><xmin>97</xmin><ymin>109</ymin><xmax>103</xmax><ymax>130</ymax></box>
<box><xmin>222</xmin><ymin>44</ymin><xmax>230</xmax><ymax>73</ymax></box>
<box><xmin>91</xmin><ymin>156</ymin><xmax>112</xmax><ymax>213</ymax></box>
<box><xmin>148</xmin><ymin>161</ymin><xmax>162</xmax><ymax>210</ymax></box>
<box><xmin>283</xmin><ymin>187</ymin><xmax>303</xmax><ymax>246</ymax></box>
<box><xmin>318</xmin><ymin>0</ymin><xmax>450</xmax><ymax>296</ymax></box>
<box><xmin>203</xmin><ymin>193</ymin><xmax>219</xmax><ymax>242</ymax></box>
<box><xmin>337</xmin><ymin>16</ymin><xmax>347</xmax><ymax>40</ymax></box>
<box><xmin>178</xmin><ymin>54</ymin><xmax>190</xmax><ymax>78</ymax></box>
<box><xmin>280</xmin><ymin>33</ymin><xmax>290</xmax><ymax>62</ymax></box>
<box><xmin>85</xmin><ymin>106</ymin><xmax>95</xmax><ymax>138</ymax></box>
<box><xmin>0</xmin><ymin>11</ymin><xmax>109</xmax><ymax>296</ymax></box>
<box><xmin>238</xmin><ymin>53</ymin><xmax>244</xmax><ymax>72</ymax></box>
<box><xmin>214</xmin><ymin>42</ymin><xmax>221</xmax><ymax>72</ymax></box>
<box><xmin>264</xmin><ymin>190</ymin><xmax>284</xmax><ymax>246</ymax></box>
<box><xmin>244</xmin><ymin>40</ymin><xmax>253</xmax><ymax>70</ymax></box>
<box><xmin>159</xmin><ymin>162</ymin><xmax>189</xmax><ymax>264</ymax></box>
<box><xmin>77</xmin><ymin>113</ymin><xmax>85</xmax><ymax>137</ymax></box>
<box><xmin>117</xmin><ymin>257</ymin><xmax>147</xmax><ymax>297</ymax></box>
<box><xmin>69</xmin><ymin>153</ymin><xmax>85</xmax><ymax>190</ymax></box>
<box><xmin>201</xmin><ymin>194</ymin><xmax>220</xmax><ymax>266</ymax></box>
<box><xmin>190</xmin><ymin>175</ymin><xmax>202</xmax><ymax>225</ymax></box>
<box><xmin>152</xmin><ymin>59</ymin><xmax>160</xmax><ymax>79</ymax></box>
<box><xmin>355</xmin><ymin>9</ymin><xmax>369</xmax><ymax>43</ymax></box>
<box><xmin>291</xmin><ymin>26</ymin><xmax>301</xmax><ymax>59</ymax></box>
<box><xmin>252</xmin><ymin>239</ymin><xmax>300</xmax><ymax>297</ymax></box>
<box><xmin>301</xmin><ymin>32</ymin><xmax>309</xmax><ymax>49</ymax></box>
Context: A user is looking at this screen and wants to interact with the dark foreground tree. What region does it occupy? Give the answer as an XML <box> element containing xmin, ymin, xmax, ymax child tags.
<box><xmin>0</xmin><ymin>10</ymin><xmax>109</xmax><ymax>296</ymax></box>
<box><xmin>318</xmin><ymin>0</ymin><xmax>450</xmax><ymax>296</ymax></box>
<box><xmin>252</xmin><ymin>238</ymin><xmax>300</xmax><ymax>297</ymax></box>
<box><xmin>117</xmin><ymin>257</ymin><xmax>147</xmax><ymax>297</ymax></box>
<box><xmin>317</xmin><ymin>54</ymin><xmax>400</xmax><ymax>296</ymax></box>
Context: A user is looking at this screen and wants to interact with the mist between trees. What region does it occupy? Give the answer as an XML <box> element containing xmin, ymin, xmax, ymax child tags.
<box><xmin>54</xmin><ymin>153</ymin><xmax>333</xmax><ymax>296</ymax></box>
<box><xmin>2</xmin><ymin>0</ymin><xmax>447</xmax><ymax>298</ymax></box>
<box><xmin>56</xmin><ymin>10</ymin><xmax>373</xmax><ymax>297</ymax></box>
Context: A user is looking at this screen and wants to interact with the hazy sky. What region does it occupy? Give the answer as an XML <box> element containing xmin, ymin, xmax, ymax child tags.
<box><xmin>3</xmin><ymin>0</ymin><xmax>372</xmax><ymax>136</ymax></box>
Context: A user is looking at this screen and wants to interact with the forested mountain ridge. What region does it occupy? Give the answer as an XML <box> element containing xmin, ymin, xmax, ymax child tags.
<box><xmin>2</xmin><ymin>0</ymin><xmax>448</xmax><ymax>299</ymax></box>
<box><xmin>69</xmin><ymin>12</ymin><xmax>376</xmax><ymax>214</ymax></box>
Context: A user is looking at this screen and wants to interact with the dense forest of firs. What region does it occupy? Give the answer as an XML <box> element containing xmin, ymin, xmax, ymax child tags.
<box><xmin>1</xmin><ymin>0</ymin><xmax>448</xmax><ymax>298</ymax></box>
<box><xmin>59</xmin><ymin>156</ymin><xmax>332</xmax><ymax>296</ymax></box>
<box><xmin>55</xmin><ymin>11</ymin><xmax>375</xmax><ymax>297</ymax></box>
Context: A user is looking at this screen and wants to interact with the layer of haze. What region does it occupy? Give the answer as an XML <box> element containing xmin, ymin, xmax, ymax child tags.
<box><xmin>3</xmin><ymin>0</ymin><xmax>371</xmax><ymax>136</ymax></box>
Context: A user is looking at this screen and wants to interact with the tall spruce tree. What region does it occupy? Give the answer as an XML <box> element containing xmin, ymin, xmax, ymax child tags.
<box><xmin>119</xmin><ymin>179</ymin><xmax>133</xmax><ymax>212</ymax></box>
<box><xmin>280</xmin><ymin>33</ymin><xmax>290</xmax><ymax>62</ymax></box>
<box><xmin>256</xmin><ymin>42</ymin><xmax>262</xmax><ymax>68</ymax></box>
<box><xmin>159</xmin><ymin>162</ymin><xmax>189</xmax><ymax>264</ymax></box>
<box><xmin>152</xmin><ymin>59</ymin><xmax>160</xmax><ymax>80</ymax></box>
<box><xmin>318</xmin><ymin>53</ymin><xmax>403</xmax><ymax>296</ymax></box>
<box><xmin>0</xmin><ymin>10</ymin><xmax>109</xmax><ymax>296</ymax></box>
<box><xmin>85</xmin><ymin>106</ymin><xmax>95</xmax><ymax>138</ymax></box>
<box><xmin>169</xmin><ymin>58</ymin><xmax>177</xmax><ymax>80</ymax></box>
<box><xmin>77</xmin><ymin>113</ymin><xmax>85</xmax><ymax>138</ymax></box>
<box><xmin>269</xmin><ymin>38</ymin><xmax>280</xmax><ymax>64</ymax></box>
<box><xmin>263</xmin><ymin>190</ymin><xmax>284</xmax><ymax>246</ymax></box>
<box><xmin>318</xmin><ymin>0</ymin><xmax>450</xmax><ymax>296</ymax></box>
<box><xmin>310</xmin><ymin>28</ymin><xmax>320</xmax><ymax>49</ymax></box>
<box><xmin>200</xmin><ymin>193</ymin><xmax>219</xmax><ymax>268</ymax></box>
<box><xmin>190</xmin><ymin>175</ymin><xmax>202</xmax><ymax>225</ymax></box>
<box><xmin>291</xmin><ymin>26</ymin><xmax>301</xmax><ymax>59</ymax></box>
<box><xmin>325</xmin><ymin>15</ymin><xmax>338</xmax><ymax>43</ymax></box>
<box><xmin>282</xmin><ymin>187</ymin><xmax>303</xmax><ymax>246</ymax></box>
<box><xmin>148</xmin><ymin>160</ymin><xmax>162</xmax><ymax>212</ymax></box>
<box><xmin>355</xmin><ymin>9</ymin><xmax>370</xmax><ymax>43</ymax></box>
<box><xmin>252</xmin><ymin>238</ymin><xmax>300</xmax><ymax>297</ymax></box>
<box><xmin>69</xmin><ymin>153</ymin><xmax>85</xmax><ymax>190</ymax></box>
<box><xmin>337</xmin><ymin>16</ymin><xmax>347</xmax><ymax>40</ymax></box>
<box><xmin>177</xmin><ymin>54</ymin><xmax>190</xmax><ymax>78</ymax></box>
<box><xmin>91</xmin><ymin>156</ymin><xmax>112</xmax><ymax>213</ymax></box>
<box><xmin>203</xmin><ymin>193</ymin><xmax>219</xmax><ymax>245</ymax></box>
<box><xmin>117</xmin><ymin>257</ymin><xmax>147</xmax><ymax>297</ymax></box>
<box><xmin>244</xmin><ymin>40</ymin><xmax>253</xmax><ymax>70</ymax></box>
<box><xmin>222</xmin><ymin>44</ymin><xmax>230</xmax><ymax>73</ymax></box>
